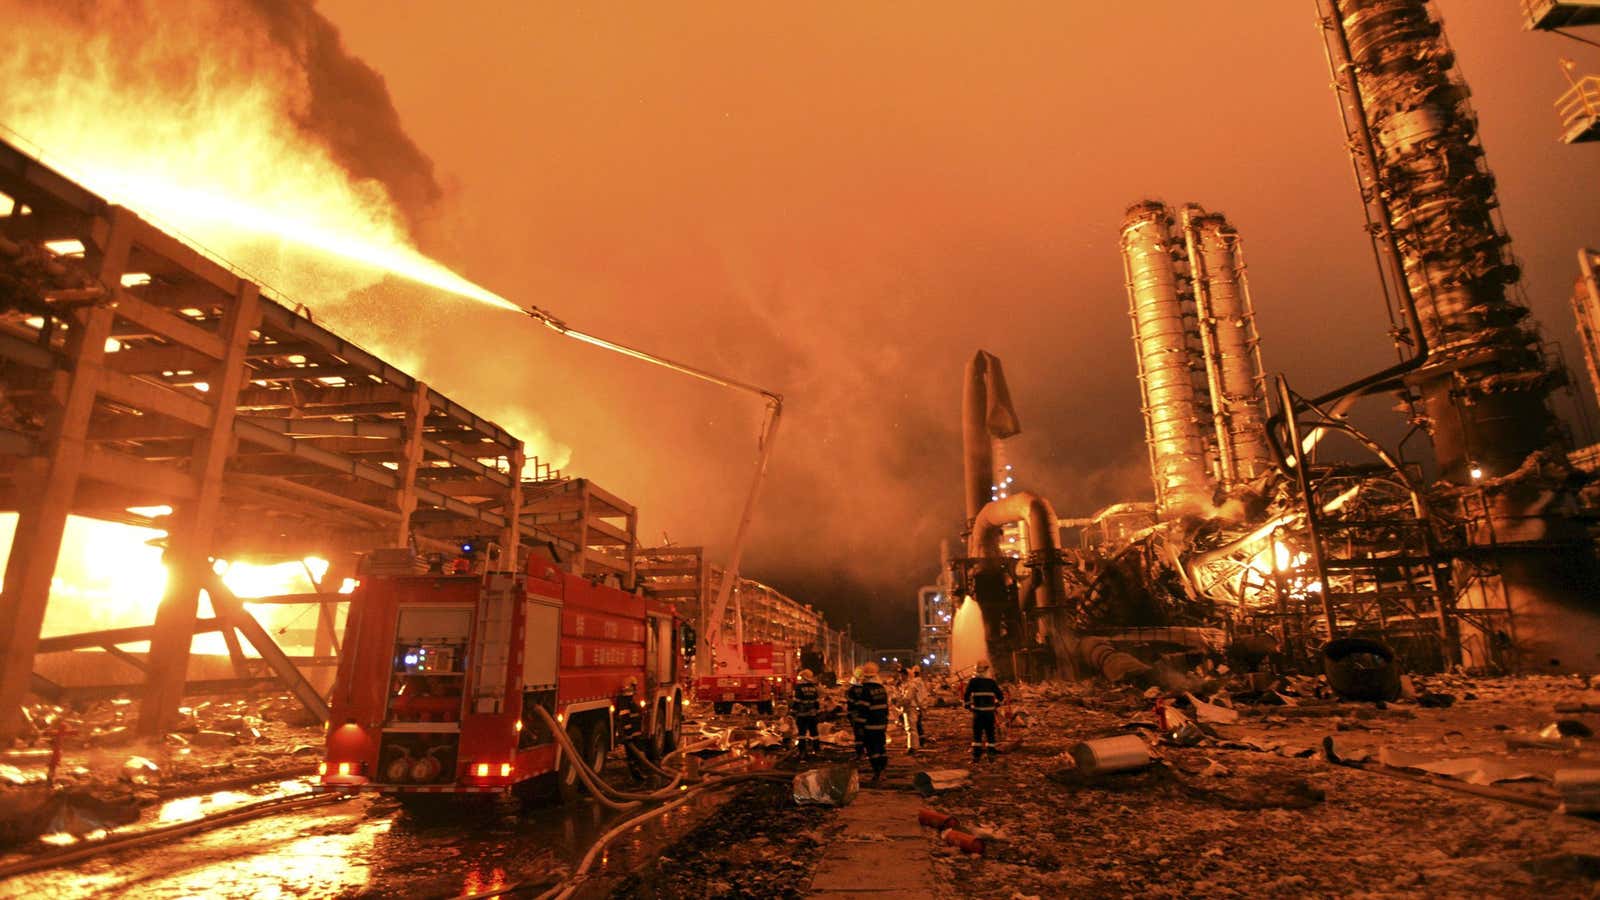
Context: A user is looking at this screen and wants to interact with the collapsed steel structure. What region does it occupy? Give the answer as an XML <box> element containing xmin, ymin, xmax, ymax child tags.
<box><xmin>946</xmin><ymin>1</ymin><xmax>1600</xmax><ymax>680</ymax></box>
<box><xmin>1319</xmin><ymin>0</ymin><xmax>1597</xmax><ymax>669</ymax></box>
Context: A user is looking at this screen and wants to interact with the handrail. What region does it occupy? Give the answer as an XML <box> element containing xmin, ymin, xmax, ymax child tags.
<box><xmin>1557</xmin><ymin>75</ymin><xmax>1600</xmax><ymax>128</ymax></box>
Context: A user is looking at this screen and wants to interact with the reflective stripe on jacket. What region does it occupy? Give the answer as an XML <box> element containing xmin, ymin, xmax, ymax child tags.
<box><xmin>963</xmin><ymin>676</ymin><xmax>1004</xmax><ymax>712</ymax></box>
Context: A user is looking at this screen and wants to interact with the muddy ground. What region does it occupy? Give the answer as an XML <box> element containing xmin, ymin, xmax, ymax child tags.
<box><xmin>615</xmin><ymin>675</ymin><xmax>1600</xmax><ymax>899</ymax></box>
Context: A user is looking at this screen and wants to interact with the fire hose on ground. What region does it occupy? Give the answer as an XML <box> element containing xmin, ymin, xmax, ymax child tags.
<box><xmin>449</xmin><ymin>707</ymin><xmax>790</xmax><ymax>900</ymax></box>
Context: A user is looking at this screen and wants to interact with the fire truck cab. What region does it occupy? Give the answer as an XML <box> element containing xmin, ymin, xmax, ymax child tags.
<box><xmin>319</xmin><ymin>553</ymin><xmax>683</xmax><ymax>801</ymax></box>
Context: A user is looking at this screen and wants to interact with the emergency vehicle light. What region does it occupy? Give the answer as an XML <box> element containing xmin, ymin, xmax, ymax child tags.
<box><xmin>337</xmin><ymin>762</ymin><xmax>352</xmax><ymax>776</ymax></box>
<box><xmin>475</xmin><ymin>763</ymin><xmax>490</xmax><ymax>777</ymax></box>
<box><xmin>318</xmin><ymin>762</ymin><xmax>327</xmax><ymax>776</ymax></box>
<box><xmin>514</xmin><ymin>719</ymin><xmax>523</xmax><ymax>732</ymax></box>
<box><xmin>500</xmin><ymin>763</ymin><xmax>512</xmax><ymax>777</ymax></box>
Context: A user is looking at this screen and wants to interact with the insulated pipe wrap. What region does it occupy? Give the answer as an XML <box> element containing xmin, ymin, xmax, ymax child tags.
<box><xmin>1121</xmin><ymin>201</ymin><xmax>1214</xmax><ymax>518</ymax></box>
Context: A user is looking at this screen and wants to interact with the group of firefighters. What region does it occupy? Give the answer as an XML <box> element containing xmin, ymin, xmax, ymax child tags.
<box><xmin>788</xmin><ymin>659</ymin><xmax>1006</xmax><ymax>784</ymax></box>
<box><xmin>612</xmin><ymin>660</ymin><xmax>1009</xmax><ymax>787</ymax></box>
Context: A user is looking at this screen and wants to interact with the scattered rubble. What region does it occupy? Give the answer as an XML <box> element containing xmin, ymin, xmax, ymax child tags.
<box><xmin>0</xmin><ymin>692</ymin><xmax>322</xmax><ymax>848</ymax></box>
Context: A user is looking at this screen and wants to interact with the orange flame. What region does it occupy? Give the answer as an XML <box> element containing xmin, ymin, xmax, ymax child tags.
<box><xmin>0</xmin><ymin>4</ymin><xmax>516</xmax><ymax>313</ymax></box>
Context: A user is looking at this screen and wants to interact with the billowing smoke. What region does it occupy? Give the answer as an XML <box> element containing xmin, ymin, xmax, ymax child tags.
<box><xmin>2</xmin><ymin>0</ymin><xmax>439</xmax><ymax>233</ymax></box>
<box><xmin>240</xmin><ymin>0</ymin><xmax>442</xmax><ymax>229</ymax></box>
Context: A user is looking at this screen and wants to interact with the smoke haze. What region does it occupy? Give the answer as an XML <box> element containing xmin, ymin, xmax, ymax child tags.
<box><xmin>7</xmin><ymin>1</ymin><xmax>1600</xmax><ymax>648</ymax></box>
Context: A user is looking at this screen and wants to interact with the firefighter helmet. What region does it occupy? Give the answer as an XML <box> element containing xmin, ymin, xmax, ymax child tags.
<box><xmin>798</xmin><ymin>668</ymin><xmax>814</xmax><ymax>680</ymax></box>
<box><xmin>862</xmin><ymin>662</ymin><xmax>879</xmax><ymax>677</ymax></box>
<box><xmin>975</xmin><ymin>659</ymin><xmax>991</xmax><ymax>673</ymax></box>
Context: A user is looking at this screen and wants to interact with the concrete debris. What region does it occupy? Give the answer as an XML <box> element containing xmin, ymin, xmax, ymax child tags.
<box><xmin>1552</xmin><ymin>769</ymin><xmax>1600</xmax><ymax>815</ymax></box>
<box><xmin>1321</xmin><ymin>736</ymin><xmax>1374</xmax><ymax>765</ymax></box>
<box><xmin>1185</xmin><ymin>692</ymin><xmax>1240</xmax><ymax>724</ymax></box>
<box><xmin>120</xmin><ymin>756</ymin><xmax>160</xmax><ymax>785</ymax></box>
<box><xmin>1379</xmin><ymin>747</ymin><xmax>1547</xmax><ymax>786</ymax></box>
<box><xmin>792</xmin><ymin>765</ymin><xmax>859</xmax><ymax>807</ymax></box>
<box><xmin>1546</xmin><ymin>720</ymin><xmax>1594</xmax><ymax>738</ymax></box>
<box><xmin>912</xmin><ymin>769</ymin><xmax>971</xmax><ymax>796</ymax></box>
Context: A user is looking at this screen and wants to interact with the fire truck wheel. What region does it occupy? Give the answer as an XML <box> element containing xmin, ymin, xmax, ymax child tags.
<box><xmin>583</xmin><ymin>720</ymin><xmax>611</xmax><ymax>782</ymax></box>
<box><xmin>648</xmin><ymin>701</ymin><xmax>669</xmax><ymax>761</ymax></box>
<box><xmin>557</xmin><ymin>722</ymin><xmax>588</xmax><ymax>801</ymax></box>
<box><xmin>662</xmin><ymin>698</ymin><xmax>681</xmax><ymax>754</ymax></box>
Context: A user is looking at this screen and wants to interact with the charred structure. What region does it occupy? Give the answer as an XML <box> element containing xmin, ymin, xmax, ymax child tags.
<box><xmin>1321</xmin><ymin>0</ymin><xmax>1600</xmax><ymax>669</ymax></box>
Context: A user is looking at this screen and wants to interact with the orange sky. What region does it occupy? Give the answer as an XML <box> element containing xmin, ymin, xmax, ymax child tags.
<box><xmin>301</xmin><ymin>2</ymin><xmax>1600</xmax><ymax>645</ymax></box>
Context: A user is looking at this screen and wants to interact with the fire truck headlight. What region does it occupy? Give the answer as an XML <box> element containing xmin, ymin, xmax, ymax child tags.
<box><xmin>500</xmin><ymin>763</ymin><xmax>512</xmax><ymax>777</ymax></box>
<box><xmin>337</xmin><ymin>762</ymin><xmax>352</xmax><ymax>777</ymax></box>
<box><xmin>475</xmin><ymin>763</ymin><xmax>490</xmax><ymax>777</ymax></box>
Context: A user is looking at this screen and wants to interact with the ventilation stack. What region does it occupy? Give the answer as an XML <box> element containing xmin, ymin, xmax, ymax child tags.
<box><xmin>1120</xmin><ymin>201</ymin><xmax>1215</xmax><ymax>520</ymax></box>
<box><xmin>1324</xmin><ymin>0</ymin><xmax>1600</xmax><ymax>670</ymax></box>
<box><xmin>1181</xmin><ymin>206</ymin><xmax>1274</xmax><ymax>488</ymax></box>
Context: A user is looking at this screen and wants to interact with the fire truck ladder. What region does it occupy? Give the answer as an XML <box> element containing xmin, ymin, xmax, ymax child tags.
<box><xmin>523</xmin><ymin>306</ymin><xmax>782</xmax><ymax>669</ymax></box>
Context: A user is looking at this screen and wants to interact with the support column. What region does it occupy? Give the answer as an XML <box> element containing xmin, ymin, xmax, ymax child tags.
<box><xmin>500</xmin><ymin>443</ymin><xmax>524</xmax><ymax>571</ymax></box>
<box><xmin>138</xmin><ymin>279</ymin><xmax>260</xmax><ymax>735</ymax></box>
<box><xmin>0</xmin><ymin>208</ymin><xmax>133</xmax><ymax>739</ymax></box>
<box><xmin>394</xmin><ymin>383</ymin><xmax>429</xmax><ymax>546</ymax></box>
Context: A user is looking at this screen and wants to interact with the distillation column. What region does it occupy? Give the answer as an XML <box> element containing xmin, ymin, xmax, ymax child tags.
<box><xmin>1182</xmin><ymin>207</ymin><xmax>1274</xmax><ymax>487</ymax></box>
<box><xmin>1326</xmin><ymin>0</ymin><xmax>1599</xmax><ymax>670</ymax></box>
<box><xmin>1121</xmin><ymin>201</ymin><xmax>1216</xmax><ymax>519</ymax></box>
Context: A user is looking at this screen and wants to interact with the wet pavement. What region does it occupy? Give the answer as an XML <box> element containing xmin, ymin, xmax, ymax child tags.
<box><xmin>0</xmin><ymin>771</ymin><xmax>739</xmax><ymax>898</ymax></box>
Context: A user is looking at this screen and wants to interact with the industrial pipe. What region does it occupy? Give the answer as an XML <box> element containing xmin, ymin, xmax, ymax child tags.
<box><xmin>962</xmin><ymin>350</ymin><xmax>1021</xmax><ymax>527</ymax></box>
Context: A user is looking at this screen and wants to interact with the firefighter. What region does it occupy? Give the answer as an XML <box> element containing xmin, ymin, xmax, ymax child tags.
<box><xmin>846</xmin><ymin>666</ymin><xmax>867</xmax><ymax>759</ymax></box>
<box><xmin>963</xmin><ymin>659</ymin><xmax>1005</xmax><ymax>763</ymax></box>
<box><xmin>900</xmin><ymin>664</ymin><xmax>928</xmax><ymax>754</ymax></box>
<box><xmin>614</xmin><ymin>678</ymin><xmax>647</xmax><ymax>782</ymax></box>
<box><xmin>791</xmin><ymin>668</ymin><xmax>821</xmax><ymax>759</ymax></box>
<box><xmin>859</xmin><ymin>662</ymin><xmax>891</xmax><ymax>784</ymax></box>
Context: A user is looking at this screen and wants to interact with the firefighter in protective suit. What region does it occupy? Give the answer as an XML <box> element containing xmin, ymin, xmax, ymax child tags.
<box><xmin>791</xmin><ymin>668</ymin><xmax>821</xmax><ymax>759</ymax></box>
<box><xmin>845</xmin><ymin>666</ymin><xmax>867</xmax><ymax>759</ymax></box>
<box><xmin>614</xmin><ymin>678</ymin><xmax>647</xmax><ymax>782</ymax></box>
<box><xmin>963</xmin><ymin>660</ymin><xmax>1005</xmax><ymax>763</ymax></box>
<box><xmin>859</xmin><ymin>662</ymin><xmax>891</xmax><ymax>784</ymax></box>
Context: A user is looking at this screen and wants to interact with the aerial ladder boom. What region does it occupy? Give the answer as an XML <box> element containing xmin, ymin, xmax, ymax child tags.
<box><xmin>524</xmin><ymin>305</ymin><xmax>783</xmax><ymax>671</ymax></box>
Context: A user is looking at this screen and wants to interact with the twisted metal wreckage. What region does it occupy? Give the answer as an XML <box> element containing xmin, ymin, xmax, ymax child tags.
<box><xmin>948</xmin><ymin>0</ymin><xmax>1600</xmax><ymax>686</ymax></box>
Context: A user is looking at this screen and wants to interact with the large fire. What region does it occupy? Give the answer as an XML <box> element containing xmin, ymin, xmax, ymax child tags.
<box><xmin>0</xmin><ymin>514</ymin><xmax>351</xmax><ymax>656</ymax></box>
<box><xmin>0</xmin><ymin>2</ymin><xmax>516</xmax><ymax>313</ymax></box>
<box><xmin>0</xmin><ymin>2</ymin><xmax>531</xmax><ymax>652</ymax></box>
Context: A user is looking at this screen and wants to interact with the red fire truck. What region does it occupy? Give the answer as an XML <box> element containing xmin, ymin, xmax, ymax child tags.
<box><xmin>696</xmin><ymin>640</ymin><xmax>797</xmax><ymax>715</ymax></box>
<box><xmin>319</xmin><ymin>554</ymin><xmax>685</xmax><ymax>802</ymax></box>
